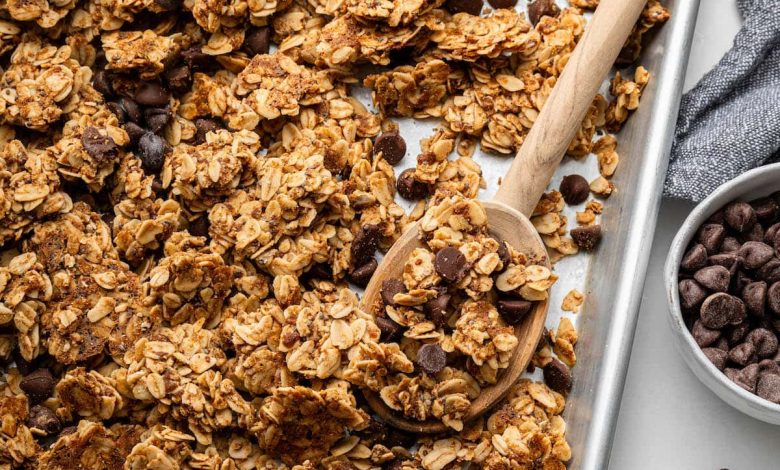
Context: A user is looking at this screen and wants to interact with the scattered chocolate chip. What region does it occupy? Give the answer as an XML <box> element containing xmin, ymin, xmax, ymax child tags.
<box><xmin>527</xmin><ymin>0</ymin><xmax>560</xmax><ymax>25</ymax></box>
<box><xmin>693</xmin><ymin>265</ymin><xmax>730</xmax><ymax>292</ymax></box>
<box><xmin>396</xmin><ymin>168</ymin><xmax>430</xmax><ymax>200</ymax></box>
<box><xmin>742</xmin><ymin>281</ymin><xmax>767</xmax><ymax>318</ymax></box>
<box><xmin>351</xmin><ymin>225</ymin><xmax>381</xmax><ymax>267</ymax></box>
<box><xmin>188</xmin><ymin>216</ymin><xmax>210</xmax><ymax>238</ymax></box>
<box><xmin>124</xmin><ymin>122</ymin><xmax>145</xmax><ymax>146</ymax></box>
<box><xmin>486</xmin><ymin>0</ymin><xmax>517</xmax><ymax>8</ymax></box>
<box><xmin>81</xmin><ymin>126</ymin><xmax>118</xmax><ymax>162</ymax></box>
<box><xmin>702</xmin><ymin>347</ymin><xmax>728</xmax><ymax>370</ymax></box>
<box><xmin>424</xmin><ymin>294</ymin><xmax>451</xmax><ymax>328</ymax></box>
<box><xmin>681</xmin><ymin>243</ymin><xmax>708</xmax><ymax>272</ymax></box>
<box><xmin>349</xmin><ymin>259</ymin><xmax>378</xmax><ymax>288</ymax></box>
<box><xmin>692</xmin><ymin>320</ymin><xmax>721</xmax><ymax>348</ymax></box>
<box><xmin>728</xmin><ymin>342</ymin><xmax>757</xmax><ymax>366</ymax></box>
<box><xmin>92</xmin><ymin>70</ymin><xmax>113</xmax><ymax>97</ymax></box>
<box><xmin>20</xmin><ymin>369</ymin><xmax>55</xmax><ymax>405</ymax></box>
<box><xmin>416</xmin><ymin>343</ymin><xmax>447</xmax><ymax>375</ymax></box>
<box><xmin>738</xmin><ymin>241</ymin><xmax>774</xmax><ymax>269</ymax></box>
<box><xmin>721</xmin><ymin>236</ymin><xmax>741</xmax><ymax>253</ymax></box>
<box><xmin>144</xmin><ymin>107</ymin><xmax>172</xmax><ymax>134</ymax></box>
<box><xmin>381</xmin><ymin>279</ymin><xmax>406</xmax><ymax>307</ymax></box>
<box><xmin>757</xmin><ymin>373</ymin><xmax>780</xmax><ymax>403</ymax></box>
<box><xmin>195</xmin><ymin>118</ymin><xmax>221</xmax><ymax>144</ymax></box>
<box><xmin>697</xmin><ymin>223</ymin><xmax>725</xmax><ymax>254</ymax></box>
<box><xmin>376</xmin><ymin>316</ymin><xmax>402</xmax><ymax>342</ymax></box>
<box><xmin>559</xmin><ymin>175</ymin><xmax>590</xmax><ymax>205</ymax></box>
<box><xmin>679</xmin><ymin>279</ymin><xmax>707</xmax><ymax>310</ymax></box>
<box><xmin>543</xmin><ymin>358</ymin><xmax>572</xmax><ymax>393</ymax></box>
<box><xmin>138</xmin><ymin>132</ymin><xmax>167</xmax><ymax>174</ymax></box>
<box><xmin>373</xmin><ymin>132</ymin><xmax>406</xmax><ymax>165</ymax></box>
<box><xmin>700</xmin><ymin>293</ymin><xmax>746</xmax><ymax>329</ymax></box>
<box><xmin>26</xmin><ymin>405</ymin><xmax>61</xmax><ymax>435</ymax></box>
<box><xmin>746</xmin><ymin>328</ymin><xmax>778</xmax><ymax>358</ymax></box>
<box><xmin>445</xmin><ymin>0</ymin><xmax>483</xmax><ymax>15</ymax></box>
<box><xmin>119</xmin><ymin>97</ymin><xmax>142</xmax><ymax>123</ymax></box>
<box><xmin>244</xmin><ymin>27</ymin><xmax>271</xmax><ymax>56</ymax></box>
<box><xmin>163</xmin><ymin>65</ymin><xmax>191</xmax><ymax>95</ymax></box>
<box><xmin>724</xmin><ymin>201</ymin><xmax>757</xmax><ymax>233</ymax></box>
<box><xmin>571</xmin><ymin>225</ymin><xmax>602</xmax><ymax>251</ymax></box>
<box><xmin>134</xmin><ymin>82</ymin><xmax>171</xmax><ymax>106</ymax></box>
<box><xmin>497</xmin><ymin>299</ymin><xmax>532</xmax><ymax>325</ymax></box>
<box><xmin>435</xmin><ymin>247</ymin><xmax>468</xmax><ymax>283</ymax></box>
<box><xmin>752</xmin><ymin>197</ymin><xmax>779</xmax><ymax>223</ymax></box>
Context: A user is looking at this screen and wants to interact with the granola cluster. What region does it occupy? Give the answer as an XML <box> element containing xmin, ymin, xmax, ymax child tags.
<box><xmin>0</xmin><ymin>0</ymin><xmax>668</xmax><ymax>467</ymax></box>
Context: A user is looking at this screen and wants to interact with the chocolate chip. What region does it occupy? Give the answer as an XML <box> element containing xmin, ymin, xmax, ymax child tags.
<box><xmin>189</xmin><ymin>216</ymin><xmax>210</xmax><ymax>238</ymax></box>
<box><xmin>375</xmin><ymin>316</ymin><xmax>402</xmax><ymax>342</ymax></box>
<box><xmin>729</xmin><ymin>363</ymin><xmax>760</xmax><ymax>392</ymax></box>
<box><xmin>373</xmin><ymin>132</ymin><xmax>406</xmax><ymax>165</ymax></box>
<box><xmin>527</xmin><ymin>0</ymin><xmax>560</xmax><ymax>25</ymax></box>
<box><xmin>766</xmin><ymin>222</ymin><xmax>780</xmax><ymax>245</ymax></box>
<box><xmin>181</xmin><ymin>47</ymin><xmax>211</xmax><ymax>71</ymax></box>
<box><xmin>757</xmin><ymin>373</ymin><xmax>780</xmax><ymax>403</ymax></box>
<box><xmin>124</xmin><ymin>122</ymin><xmax>145</xmax><ymax>146</ymax></box>
<box><xmin>746</xmin><ymin>328</ymin><xmax>778</xmax><ymax>358</ymax></box>
<box><xmin>435</xmin><ymin>247</ymin><xmax>467</xmax><ymax>283</ymax></box>
<box><xmin>742</xmin><ymin>281</ymin><xmax>767</xmax><ymax>318</ymax></box>
<box><xmin>119</xmin><ymin>97</ymin><xmax>142</xmax><ymax>123</ymax></box>
<box><xmin>494</xmin><ymin>237</ymin><xmax>510</xmax><ymax>269</ymax></box>
<box><xmin>26</xmin><ymin>405</ymin><xmax>61</xmax><ymax>435</ymax></box>
<box><xmin>681</xmin><ymin>244</ymin><xmax>708</xmax><ymax>272</ymax></box>
<box><xmin>738</xmin><ymin>241</ymin><xmax>775</xmax><ymax>269</ymax></box>
<box><xmin>693</xmin><ymin>265</ymin><xmax>730</xmax><ymax>292</ymax></box>
<box><xmin>163</xmin><ymin>65</ymin><xmax>191</xmax><ymax>95</ymax></box>
<box><xmin>143</xmin><ymin>107</ymin><xmax>172</xmax><ymax>134</ymax></box>
<box><xmin>692</xmin><ymin>320</ymin><xmax>721</xmax><ymax>348</ymax></box>
<box><xmin>752</xmin><ymin>197</ymin><xmax>779</xmax><ymax>223</ymax></box>
<box><xmin>381</xmin><ymin>279</ymin><xmax>406</xmax><ymax>307</ymax></box>
<box><xmin>349</xmin><ymin>258</ymin><xmax>377</xmax><ymax>288</ymax></box>
<box><xmin>739</xmin><ymin>222</ymin><xmax>765</xmax><ymax>243</ymax></box>
<box><xmin>138</xmin><ymin>132</ymin><xmax>167</xmax><ymax>174</ymax></box>
<box><xmin>724</xmin><ymin>201</ymin><xmax>757</xmax><ymax>233</ymax></box>
<box><xmin>93</xmin><ymin>70</ymin><xmax>113</xmax><ymax>97</ymax></box>
<box><xmin>106</xmin><ymin>101</ymin><xmax>126</xmax><ymax>123</ymax></box>
<box><xmin>726</xmin><ymin>322</ymin><xmax>751</xmax><ymax>346</ymax></box>
<box><xmin>571</xmin><ymin>225</ymin><xmax>602</xmax><ymax>251</ymax></box>
<box><xmin>416</xmin><ymin>343</ymin><xmax>447</xmax><ymax>374</ymax></box>
<box><xmin>729</xmin><ymin>342</ymin><xmax>757</xmax><ymax>366</ymax></box>
<box><xmin>396</xmin><ymin>168</ymin><xmax>430</xmax><ymax>200</ymax></box>
<box><xmin>679</xmin><ymin>279</ymin><xmax>707</xmax><ymax>310</ymax></box>
<box><xmin>497</xmin><ymin>298</ymin><xmax>532</xmax><ymax>325</ymax></box>
<box><xmin>707</xmin><ymin>253</ymin><xmax>741</xmax><ymax>274</ymax></box>
<box><xmin>759</xmin><ymin>258</ymin><xmax>780</xmax><ymax>283</ymax></box>
<box><xmin>707</xmin><ymin>210</ymin><xmax>726</xmax><ymax>224</ymax></box>
<box><xmin>134</xmin><ymin>82</ymin><xmax>170</xmax><ymax>106</ymax></box>
<box><xmin>244</xmin><ymin>27</ymin><xmax>271</xmax><ymax>56</ymax></box>
<box><xmin>20</xmin><ymin>369</ymin><xmax>55</xmax><ymax>405</ymax></box>
<box><xmin>424</xmin><ymin>294</ymin><xmax>451</xmax><ymax>328</ymax></box>
<box><xmin>759</xmin><ymin>358</ymin><xmax>780</xmax><ymax>376</ymax></box>
<box><xmin>768</xmin><ymin>281</ymin><xmax>780</xmax><ymax>314</ymax></box>
<box><xmin>351</xmin><ymin>225</ymin><xmax>381</xmax><ymax>267</ymax></box>
<box><xmin>445</xmin><ymin>0</ymin><xmax>483</xmax><ymax>15</ymax></box>
<box><xmin>195</xmin><ymin>118</ymin><xmax>221</xmax><ymax>144</ymax></box>
<box><xmin>697</xmin><ymin>223</ymin><xmax>726</xmax><ymax>254</ymax></box>
<box><xmin>714</xmin><ymin>337</ymin><xmax>730</xmax><ymax>351</ymax></box>
<box><xmin>702</xmin><ymin>347</ymin><xmax>728</xmax><ymax>370</ymax></box>
<box><xmin>559</xmin><ymin>175</ymin><xmax>590</xmax><ymax>205</ymax></box>
<box><xmin>486</xmin><ymin>0</ymin><xmax>516</xmax><ymax>8</ymax></box>
<box><xmin>700</xmin><ymin>293</ymin><xmax>746</xmax><ymax>329</ymax></box>
<box><xmin>81</xmin><ymin>126</ymin><xmax>118</xmax><ymax>162</ymax></box>
<box><xmin>721</xmin><ymin>237</ymin><xmax>741</xmax><ymax>253</ymax></box>
<box><xmin>543</xmin><ymin>358</ymin><xmax>572</xmax><ymax>393</ymax></box>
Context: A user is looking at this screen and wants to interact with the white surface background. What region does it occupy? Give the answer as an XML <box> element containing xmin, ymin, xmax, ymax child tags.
<box><xmin>609</xmin><ymin>1</ymin><xmax>780</xmax><ymax>469</ymax></box>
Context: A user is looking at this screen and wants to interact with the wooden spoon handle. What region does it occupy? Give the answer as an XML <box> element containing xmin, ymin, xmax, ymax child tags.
<box><xmin>493</xmin><ymin>0</ymin><xmax>647</xmax><ymax>216</ymax></box>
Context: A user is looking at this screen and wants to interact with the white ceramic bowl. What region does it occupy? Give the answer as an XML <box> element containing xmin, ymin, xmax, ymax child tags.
<box><xmin>665</xmin><ymin>163</ymin><xmax>780</xmax><ymax>425</ymax></box>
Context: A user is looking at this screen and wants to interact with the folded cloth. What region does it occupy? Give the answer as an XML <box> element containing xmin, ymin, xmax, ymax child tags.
<box><xmin>663</xmin><ymin>0</ymin><xmax>780</xmax><ymax>201</ymax></box>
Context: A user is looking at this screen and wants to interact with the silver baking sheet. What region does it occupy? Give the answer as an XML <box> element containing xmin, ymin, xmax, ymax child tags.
<box><xmin>361</xmin><ymin>0</ymin><xmax>701</xmax><ymax>467</ymax></box>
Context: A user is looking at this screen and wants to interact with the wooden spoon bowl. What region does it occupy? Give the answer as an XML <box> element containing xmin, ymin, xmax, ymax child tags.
<box><xmin>361</xmin><ymin>201</ymin><xmax>550</xmax><ymax>434</ymax></box>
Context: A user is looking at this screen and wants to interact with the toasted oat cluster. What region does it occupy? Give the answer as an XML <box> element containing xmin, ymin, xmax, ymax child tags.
<box><xmin>0</xmin><ymin>0</ymin><xmax>667</xmax><ymax>467</ymax></box>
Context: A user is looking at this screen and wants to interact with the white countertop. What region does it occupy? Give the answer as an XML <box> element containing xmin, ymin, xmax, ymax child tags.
<box><xmin>609</xmin><ymin>2</ymin><xmax>780</xmax><ymax>468</ymax></box>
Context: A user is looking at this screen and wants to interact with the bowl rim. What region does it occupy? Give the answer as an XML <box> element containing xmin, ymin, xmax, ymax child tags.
<box><xmin>664</xmin><ymin>162</ymin><xmax>780</xmax><ymax>415</ymax></box>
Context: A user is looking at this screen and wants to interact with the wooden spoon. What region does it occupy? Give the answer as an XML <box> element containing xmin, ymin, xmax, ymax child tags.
<box><xmin>361</xmin><ymin>0</ymin><xmax>648</xmax><ymax>433</ymax></box>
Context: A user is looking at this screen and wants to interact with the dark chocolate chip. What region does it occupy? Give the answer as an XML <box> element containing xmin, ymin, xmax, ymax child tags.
<box><xmin>571</xmin><ymin>225</ymin><xmax>602</xmax><ymax>251</ymax></box>
<box><xmin>416</xmin><ymin>343</ymin><xmax>447</xmax><ymax>375</ymax></box>
<box><xmin>692</xmin><ymin>319</ymin><xmax>721</xmax><ymax>348</ymax></box>
<box><xmin>81</xmin><ymin>126</ymin><xmax>118</xmax><ymax>161</ymax></box>
<box><xmin>351</xmin><ymin>225</ymin><xmax>381</xmax><ymax>267</ymax></box>
<box><xmin>486</xmin><ymin>0</ymin><xmax>517</xmax><ymax>8</ymax></box>
<box><xmin>163</xmin><ymin>65</ymin><xmax>191</xmax><ymax>95</ymax></box>
<box><xmin>739</xmin><ymin>241</ymin><xmax>774</xmax><ymax>269</ymax></box>
<box><xmin>144</xmin><ymin>107</ymin><xmax>172</xmax><ymax>134</ymax></box>
<box><xmin>728</xmin><ymin>342</ymin><xmax>757</xmax><ymax>366</ymax></box>
<box><xmin>445</xmin><ymin>0</ymin><xmax>483</xmax><ymax>15</ymax></box>
<box><xmin>757</xmin><ymin>373</ymin><xmax>780</xmax><ymax>403</ymax></box>
<box><xmin>714</xmin><ymin>337</ymin><xmax>730</xmax><ymax>351</ymax></box>
<box><xmin>559</xmin><ymin>174</ymin><xmax>590</xmax><ymax>205</ymax></box>
<box><xmin>702</xmin><ymin>347</ymin><xmax>728</xmax><ymax>370</ymax></box>
<box><xmin>693</xmin><ymin>265</ymin><xmax>730</xmax><ymax>292</ymax></box>
<box><xmin>381</xmin><ymin>279</ymin><xmax>406</xmax><ymax>307</ymax></box>
<box><xmin>119</xmin><ymin>97</ymin><xmax>142</xmax><ymax>123</ymax></box>
<box><xmin>678</xmin><ymin>279</ymin><xmax>707</xmax><ymax>310</ymax></box>
<box><xmin>424</xmin><ymin>294</ymin><xmax>451</xmax><ymax>328</ymax></box>
<box><xmin>543</xmin><ymin>358</ymin><xmax>572</xmax><ymax>393</ymax></box>
<box><xmin>724</xmin><ymin>201</ymin><xmax>757</xmax><ymax>233</ymax></box>
<box><xmin>134</xmin><ymin>82</ymin><xmax>171</xmax><ymax>106</ymax></box>
<box><xmin>106</xmin><ymin>102</ymin><xmax>126</xmax><ymax>123</ymax></box>
<box><xmin>26</xmin><ymin>405</ymin><xmax>61</xmax><ymax>435</ymax></box>
<box><xmin>768</xmin><ymin>281</ymin><xmax>780</xmax><ymax>314</ymax></box>
<box><xmin>375</xmin><ymin>316</ymin><xmax>402</xmax><ymax>342</ymax></box>
<box><xmin>726</xmin><ymin>322</ymin><xmax>751</xmax><ymax>346</ymax></box>
<box><xmin>739</xmin><ymin>222</ymin><xmax>765</xmax><ymax>243</ymax></box>
<box><xmin>527</xmin><ymin>0</ymin><xmax>560</xmax><ymax>25</ymax></box>
<box><xmin>181</xmin><ymin>47</ymin><xmax>211</xmax><ymax>71</ymax></box>
<box><xmin>708</xmin><ymin>252</ymin><xmax>741</xmax><ymax>271</ymax></box>
<box><xmin>92</xmin><ymin>70</ymin><xmax>113</xmax><ymax>97</ymax></box>
<box><xmin>189</xmin><ymin>216</ymin><xmax>210</xmax><ymax>238</ymax></box>
<box><xmin>124</xmin><ymin>122</ymin><xmax>145</xmax><ymax>146</ymax></box>
<box><xmin>195</xmin><ymin>118</ymin><xmax>221</xmax><ymax>144</ymax></box>
<box><xmin>700</xmin><ymin>293</ymin><xmax>746</xmax><ymax>329</ymax></box>
<box><xmin>494</xmin><ymin>237</ymin><xmax>510</xmax><ymax>269</ymax></box>
<box><xmin>759</xmin><ymin>258</ymin><xmax>780</xmax><ymax>283</ymax></box>
<box><xmin>766</xmin><ymin>222</ymin><xmax>780</xmax><ymax>245</ymax></box>
<box><xmin>396</xmin><ymin>168</ymin><xmax>430</xmax><ymax>200</ymax></box>
<box><xmin>734</xmin><ymin>271</ymin><xmax>754</xmax><ymax>292</ymax></box>
<box><xmin>758</xmin><ymin>358</ymin><xmax>780</xmax><ymax>376</ymax></box>
<box><xmin>746</xmin><ymin>328</ymin><xmax>778</xmax><ymax>358</ymax></box>
<box><xmin>138</xmin><ymin>132</ymin><xmax>167</xmax><ymax>174</ymax></box>
<box><xmin>721</xmin><ymin>237</ymin><xmax>741</xmax><ymax>253</ymax></box>
<box><xmin>244</xmin><ymin>27</ymin><xmax>271</xmax><ymax>56</ymax></box>
<box><xmin>742</xmin><ymin>281</ymin><xmax>767</xmax><ymax>318</ymax></box>
<box><xmin>374</xmin><ymin>132</ymin><xmax>406</xmax><ymax>165</ymax></box>
<box><xmin>497</xmin><ymin>299</ymin><xmax>532</xmax><ymax>325</ymax></box>
<box><xmin>681</xmin><ymin>244</ymin><xmax>708</xmax><ymax>272</ymax></box>
<box><xmin>697</xmin><ymin>223</ymin><xmax>725</xmax><ymax>254</ymax></box>
<box><xmin>20</xmin><ymin>369</ymin><xmax>55</xmax><ymax>405</ymax></box>
<box><xmin>435</xmin><ymin>246</ymin><xmax>467</xmax><ymax>283</ymax></box>
<box><xmin>729</xmin><ymin>363</ymin><xmax>760</xmax><ymax>392</ymax></box>
<box><xmin>349</xmin><ymin>258</ymin><xmax>378</xmax><ymax>288</ymax></box>
<box><xmin>752</xmin><ymin>197</ymin><xmax>779</xmax><ymax>223</ymax></box>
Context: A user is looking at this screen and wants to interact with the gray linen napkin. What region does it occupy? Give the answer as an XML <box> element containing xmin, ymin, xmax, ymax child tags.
<box><xmin>663</xmin><ymin>0</ymin><xmax>780</xmax><ymax>201</ymax></box>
